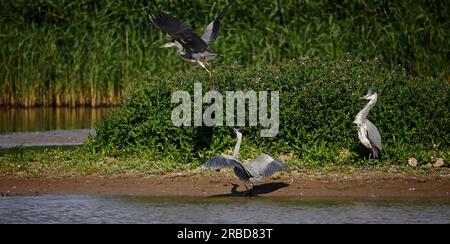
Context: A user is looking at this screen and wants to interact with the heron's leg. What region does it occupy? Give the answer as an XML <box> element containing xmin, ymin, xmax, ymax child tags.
<box><xmin>247</xmin><ymin>183</ymin><xmax>255</xmax><ymax>197</ymax></box>
<box><xmin>243</xmin><ymin>184</ymin><xmax>248</xmax><ymax>190</ymax></box>
<box><xmin>230</xmin><ymin>184</ymin><xmax>239</xmax><ymax>195</ymax></box>
<box><xmin>205</xmin><ymin>68</ymin><xmax>212</xmax><ymax>78</ymax></box>
<box><xmin>368</xmin><ymin>151</ymin><xmax>372</xmax><ymax>161</ymax></box>
<box><xmin>197</xmin><ymin>61</ymin><xmax>212</xmax><ymax>77</ymax></box>
<box><xmin>244</xmin><ymin>183</ymin><xmax>255</xmax><ymax>196</ymax></box>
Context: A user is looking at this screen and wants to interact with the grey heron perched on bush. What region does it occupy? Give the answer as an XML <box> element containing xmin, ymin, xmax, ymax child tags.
<box><xmin>354</xmin><ymin>88</ymin><xmax>382</xmax><ymax>159</ymax></box>
<box><xmin>201</xmin><ymin>128</ymin><xmax>287</xmax><ymax>195</ymax></box>
<box><xmin>149</xmin><ymin>0</ymin><xmax>235</xmax><ymax>77</ymax></box>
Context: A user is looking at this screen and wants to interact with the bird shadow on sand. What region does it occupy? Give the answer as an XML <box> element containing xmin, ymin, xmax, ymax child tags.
<box><xmin>210</xmin><ymin>182</ymin><xmax>289</xmax><ymax>197</ymax></box>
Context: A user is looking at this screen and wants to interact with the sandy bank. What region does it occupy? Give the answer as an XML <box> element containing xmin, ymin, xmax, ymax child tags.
<box><xmin>1</xmin><ymin>171</ymin><xmax>450</xmax><ymax>199</ymax></box>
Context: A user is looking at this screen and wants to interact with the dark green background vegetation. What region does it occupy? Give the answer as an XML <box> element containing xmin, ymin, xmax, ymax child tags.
<box><xmin>1</xmin><ymin>0</ymin><xmax>448</xmax><ymax>106</ymax></box>
<box><xmin>89</xmin><ymin>58</ymin><xmax>449</xmax><ymax>167</ymax></box>
<box><xmin>0</xmin><ymin>0</ymin><xmax>448</xmax><ymax>175</ymax></box>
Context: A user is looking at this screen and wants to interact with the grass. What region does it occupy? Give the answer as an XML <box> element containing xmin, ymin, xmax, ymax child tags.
<box><xmin>0</xmin><ymin>56</ymin><xmax>448</xmax><ymax>177</ymax></box>
<box><xmin>0</xmin><ymin>146</ymin><xmax>196</xmax><ymax>177</ymax></box>
<box><xmin>0</xmin><ymin>145</ymin><xmax>448</xmax><ymax>177</ymax></box>
<box><xmin>89</xmin><ymin>57</ymin><xmax>450</xmax><ymax>168</ymax></box>
<box><xmin>1</xmin><ymin>0</ymin><xmax>448</xmax><ymax>106</ymax></box>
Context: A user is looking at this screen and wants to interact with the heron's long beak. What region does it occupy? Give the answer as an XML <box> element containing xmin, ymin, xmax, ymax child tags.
<box><xmin>360</xmin><ymin>94</ymin><xmax>371</xmax><ymax>100</ymax></box>
<box><xmin>159</xmin><ymin>42</ymin><xmax>173</xmax><ymax>48</ymax></box>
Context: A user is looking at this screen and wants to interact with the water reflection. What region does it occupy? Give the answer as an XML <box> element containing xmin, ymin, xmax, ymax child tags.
<box><xmin>0</xmin><ymin>129</ymin><xmax>95</xmax><ymax>148</ymax></box>
<box><xmin>0</xmin><ymin>107</ymin><xmax>112</xmax><ymax>133</ymax></box>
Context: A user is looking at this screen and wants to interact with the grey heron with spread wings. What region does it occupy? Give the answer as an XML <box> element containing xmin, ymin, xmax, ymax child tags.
<box><xmin>149</xmin><ymin>1</ymin><xmax>234</xmax><ymax>77</ymax></box>
<box><xmin>201</xmin><ymin>128</ymin><xmax>288</xmax><ymax>195</ymax></box>
<box><xmin>354</xmin><ymin>88</ymin><xmax>382</xmax><ymax>159</ymax></box>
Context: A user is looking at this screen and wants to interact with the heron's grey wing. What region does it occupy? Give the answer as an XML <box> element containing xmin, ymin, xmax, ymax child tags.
<box><xmin>245</xmin><ymin>154</ymin><xmax>287</xmax><ymax>178</ymax></box>
<box><xmin>366</xmin><ymin>120</ymin><xmax>382</xmax><ymax>151</ymax></box>
<box><xmin>201</xmin><ymin>155</ymin><xmax>242</xmax><ymax>170</ymax></box>
<box><xmin>149</xmin><ymin>13</ymin><xmax>208</xmax><ymax>52</ymax></box>
<box><xmin>201</xmin><ymin>0</ymin><xmax>234</xmax><ymax>46</ymax></box>
<box><xmin>200</xmin><ymin>19</ymin><xmax>220</xmax><ymax>46</ymax></box>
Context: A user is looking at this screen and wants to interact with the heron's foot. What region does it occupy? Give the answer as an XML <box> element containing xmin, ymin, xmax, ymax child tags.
<box><xmin>245</xmin><ymin>188</ymin><xmax>255</xmax><ymax>197</ymax></box>
<box><xmin>230</xmin><ymin>183</ymin><xmax>239</xmax><ymax>188</ymax></box>
<box><xmin>230</xmin><ymin>183</ymin><xmax>240</xmax><ymax>195</ymax></box>
<box><xmin>197</xmin><ymin>61</ymin><xmax>212</xmax><ymax>78</ymax></box>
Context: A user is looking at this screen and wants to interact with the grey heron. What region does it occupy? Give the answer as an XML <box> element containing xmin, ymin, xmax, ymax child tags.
<box><xmin>149</xmin><ymin>1</ymin><xmax>234</xmax><ymax>77</ymax></box>
<box><xmin>201</xmin><ymin>128</ymin><xmax>288</xmax><ymax>195</ymax></box>
<box><xmin>354</xmin><ymin>88</ymin><xmax>382</xmax><ymax>159</ymax></box>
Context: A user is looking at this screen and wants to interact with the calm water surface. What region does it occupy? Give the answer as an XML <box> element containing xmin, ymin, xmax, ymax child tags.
<box><xmin>1</xmin><ymin>109</ymin><xmax>449</xmax><ymax>224</ymax></box>
<box><xmin>0</xmin><ymin>107</ymin><xmax>112</xmax><ymax>133</ymax></box>
<box><xmin>0</xmin><ymin>107</ymin><xmax>111</xmax><ymax>148</ymax></box>
<box><xmin>0</xmin><ymin>195</ymin><xmax>449</xmax><ymax>224</ymax></box>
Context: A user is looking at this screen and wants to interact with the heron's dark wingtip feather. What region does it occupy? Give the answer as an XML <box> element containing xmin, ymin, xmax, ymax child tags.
<box><xmin>275</xmin><ymin>160</ymin><xmax>288</xmax><ymax>172</ymax></box>
<box><xmin>148</xmin><ymin>12</ymin><xmax>162</xmax><ymax>27</ymax></box>
<box><xmin>201</xmin><ymin>161</ymin><xmax>213</xmax><ymax>169</ymax></box>
<box><xmin>280</xmin><ymin>161</ymin><xmax>288</xmax><ymax>170</ymax></box>
<box><xmin>217</xmin><ymin>0</ymin><xmax>235</xmax><ymax>20</ymax></box>
<box><xmin>372</xmin><ymin>146</ymin><xmax>382</xmax><ymax>159</ymax></box>
<box><xmin>267</xmin><ymin>155</ymin><xmax>287</xmax><ymax>168</ymax></box>
<box><xmin>148</xmin><ymin>13</ymin><xmax>155</xmax><ymax>24</ymax></box>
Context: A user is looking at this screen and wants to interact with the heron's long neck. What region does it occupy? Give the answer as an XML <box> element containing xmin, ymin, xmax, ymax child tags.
<box><xmin>173</xmin><ymin>41</ymin><xmax>185</xmax><ymax>55</ymax></box>
<box><xmin>233</xmin><ymin>134</ymin><xmax>242</xmax><ymax>159</ymax></box>
<box><xmin>354</xmin><ymin>96</ymin><xmax>377</xmax><ymax>125</ymax></box>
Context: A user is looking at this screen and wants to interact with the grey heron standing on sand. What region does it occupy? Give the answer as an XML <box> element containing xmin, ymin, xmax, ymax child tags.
<box><xmin>201</xmin><ymin>128</ymin><xmax>288</xmax><ymax>195</ymax></box>
<box><xmin>149</xmin><ymin>1</ymin><xmax>235</xmax><ymax>77</ymax></box>
<box><xmin>354</xmin><ymin>88</ymin><xmax>382</xmax><ymax>159</ymax></box>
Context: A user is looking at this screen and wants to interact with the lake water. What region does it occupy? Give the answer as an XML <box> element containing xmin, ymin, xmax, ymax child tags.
<box><xmin>0</xmin><ymin>195</ymin><xmax>449</xmax><ymax>224</ymax></box>
<box><xmin>1</xmin><ymin>108</ymin><xmax>449</xmax><ymax>224</ymax></box>
<box><xmin>0</xmin><ymin>107</ymin><xmax>112</xmax><ymax>133</ymax></box>
<box><xmin>0</xmin><ymin>107</ymin><xmax>111</xmax><ymax>148</ymax></box>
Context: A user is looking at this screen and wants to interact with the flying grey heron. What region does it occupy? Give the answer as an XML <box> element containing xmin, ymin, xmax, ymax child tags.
<box><xmin>201</xmin><ymin>128</ymin><xmax>288</xmax><ymax>195</ymax></box>
<box><xmin>149</xmin><ymin>1</ymin><xmax>234</xmax><ymax>77</ymax></box>
<box><xmin>354</xmin><ymin>88</ymin><xmax>382</xmax><ymax>159</ymax></box>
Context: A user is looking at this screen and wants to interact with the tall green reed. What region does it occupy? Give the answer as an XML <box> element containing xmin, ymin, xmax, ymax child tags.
<box><xmin>0</xmin><ymin>0</ymin><xmax>448</xmax><ymax>106</ymax></box>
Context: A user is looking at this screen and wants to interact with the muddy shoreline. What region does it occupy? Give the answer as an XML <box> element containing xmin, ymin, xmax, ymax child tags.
<box><xmin>1</xmin><ymin>171</ymin><xmax>450</xmax><ymax>199</ymax></box>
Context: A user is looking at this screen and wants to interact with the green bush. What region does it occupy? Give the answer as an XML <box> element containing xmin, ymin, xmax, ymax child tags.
<box><xmin>1</xmin><ymin>0</ymin><xmax>448</xmax><ymax>106</ymax></box>
<box><xmin>89</xmin><ymin>57</ymin><xmax>450</xmax><ymax>167</ymax></box>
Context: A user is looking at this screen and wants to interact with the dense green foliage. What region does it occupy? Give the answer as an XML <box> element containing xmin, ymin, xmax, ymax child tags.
<box><xmin>89</xmin><ymin>58</ymin><xmax>450</xmax><ymax>167</ymax></box>
<box><xmin>1</xmin><ymin>0</ymin><xmax>448</xmax><ymax>106</ymax></box>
